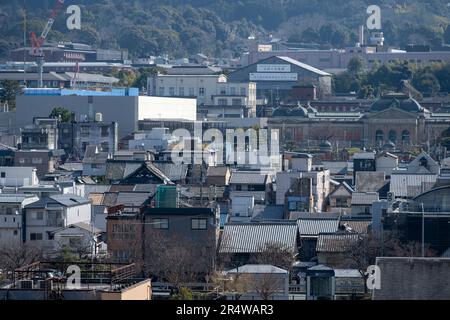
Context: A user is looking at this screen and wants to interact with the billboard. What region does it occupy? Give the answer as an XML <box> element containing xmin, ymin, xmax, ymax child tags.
<box><xmin>257</xmin><ymin>64</ymin><xmax>291</xmax><ymax>72</ymax></box>
<box><xmin>250</xmin><ymin>73</ymin><xmax>298</xmax><ymax>81</ymax></box>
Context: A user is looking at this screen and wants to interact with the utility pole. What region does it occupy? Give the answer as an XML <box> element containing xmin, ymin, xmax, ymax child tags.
<box><xmin>421</xmin><ymin>203</ymin><xmax>425</xmax><ymax>258</ymax></box>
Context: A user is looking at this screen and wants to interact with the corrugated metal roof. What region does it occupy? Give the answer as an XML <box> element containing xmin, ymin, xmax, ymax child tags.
<box><xmin>226</xmin><ymin>264</ymin><xmax>288</xmax><ymax>274</ymax></box>
<box><xmin>219</xmin><ymin>223</ymin><xmax>298</xmax><ymax>254</ymax></box>
<box><xmin>0</xmin><ymin>194</ymin><xmax>37</xmax><ymax>203</ymax></box>
<box><xmin>316</xmin><ymin>233</ymin><xmax>360</xmax><ymax>253</ymax></box>
<box><xmin>277</xmin><ymin>56</ymin><xmax>331</xmax><ymax>76</ymax></box>
<box><xmin>390</xmin><ymin>174</ymin><xmax>437</xmax><ymax>198</ymax></box>
<box><xmin>297</xmin><ymin>218</ymin><xmax>339</xmax><ymax>236</ymax></box>
<box><xmin>230</xmin><ymin>171</ymin><xmax>267</xmax><ymax>185</ymax></box>
<box><xmin>351</xmin><ymin>192</ymin><xmax>379</xmax><ymax>205</ymax></box>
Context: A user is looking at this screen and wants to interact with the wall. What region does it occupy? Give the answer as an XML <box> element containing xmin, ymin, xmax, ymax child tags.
<box><xmin>101</xmin><ymin>280</ymin><xmax>152</xmax><ymax>300</ymax></box>
<box><xmin>16</xmin><ymin>96</ymin><xmax>139</xmax><ymax>138</ymax></box>
<box><xmin>138</xmin><ymin>96</ymin><xmax>196</xmax><ymax>122</ymax></box>
<box><xmin>0</xmin><ymin>166</ymin><xmax>38</xmax><ymax>187</ymax></box>
<box><xmin>373</xmin><ymin>258</ymin><xmax>450</xmax><ymax>300</ymax></box>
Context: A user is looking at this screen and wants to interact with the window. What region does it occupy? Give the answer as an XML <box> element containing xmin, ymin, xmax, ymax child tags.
<box><xmin>402</xmin><ymin>130</ymin><xmax>410</xmax><ymax>145</ymax></box>
<box><xmin>30</xmin><ymin>233</ymin><xmax>43</xmax><ymax>241</ymax></box>
<box><xmin>32</xmin><ymin>158</ymin><xmax>43</xmax><ymax>164</ymax></box>
<box><xmin>199</xmin><ymin>87</ymin><xmax>205</xmax><ymax>96</ymax></box>
<box><xmin>169</xmin><ymin>87</ymin><xmax>175</xmax><ymax>96</ymax></box>
<box><xmin>240</xmin><ymin>87</ymin><xmax>246</xmax><ymax>96</ymax></box>
<box><xmin>388</xmin><ymin>130</ymin><xmax>397</xmax><ymax>144</ymax></box>
<box><xmin>101</xmin><ymin>126</ymin><xmax>109</xmax><ymax>137</ymax></box>
<box><xmin>232</xmin><ymin>98</ymin><xmax>242</xmax><ymax>106</ymax></box>
<box><xmin>158</xmin><ymin>87</ymin><xmax>165</xmax><ymax>96</ymax></box>
<box><xmin>0</xmin><ymin>172</ymin><xmax>5</xmax><ymax>178</ymax></box>
<box><xmin>335</xmin><ymin>197</ymin><xmax>349</xmax><ymax>208</ymax></box>
<box><xmin>179</xmin><ymin>87</ymin><xmax>185</xmax><ymax>96</ymax></box>
<box><xmin>189</xmin><ymin>87</ymin><xmax>195</xmax><ymax>96</ymax></box>
<box><xmin>218</xmin><ymin>99</ymin><xmax>228</xmax><ymax>106</ymax></box>
<box><xmin>36</xmin><ymin>212</ymin><xmax>44</xmax><ymax>220</ymax></box>
<box><xmin>153</xmin><ymin>218</ymin><xmax>169</xmax><ymax>229</ymax></box>
<box><xmin>230</xmin><ymin>87</ymin><xmax>236</xmax><ymax>95</ymax></box>
<box><xmin>101</xmin><ymin>142</ymin><xmax>109</xmax><ymax>152</ymax></box>
<box><xmin>13</xmin><ymin>230</ymin><xmax>18</xmax><ymax>236</ymax></box>
<box><xmin>375</xmin><ymin>130</ymin><xmax>384</xmax><ymax>145</ymax></box>
<box><xmin>19</xmin><ymin>158</ymin><xmax>26</xmax><ymax>164</ymax></box>
<box><xmin>220</xmin><ymin>87</ymin><xmax>226</xmax><ymax>94</ymax></box>
<box><xmin>192</xmin><ymin>218</ymin><xmax>207</xmax><ymax>230</ymax></box>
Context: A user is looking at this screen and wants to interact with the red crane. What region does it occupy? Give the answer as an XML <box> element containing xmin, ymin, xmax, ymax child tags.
<box><xmin>29</xmin><ymin>0</ymin><xmax>65</xmax><ymax>87</ymax></box>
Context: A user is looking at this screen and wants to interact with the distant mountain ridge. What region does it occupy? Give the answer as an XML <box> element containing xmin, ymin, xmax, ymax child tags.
<box><xmin>1</xmin><ymin>0</ymin><xmax>450</xmax><ymax>59</ymax></box>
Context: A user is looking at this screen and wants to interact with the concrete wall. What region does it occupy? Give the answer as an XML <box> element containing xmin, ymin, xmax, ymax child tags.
<box><xmin>373</xmin><ymin>258</ymin><xmax>450</xmax><ymax>300</ymax></box>
<box><xmin>0</xmin><ymin>166</ymin><xmax>38</xmax><ymax>187</ymax></box>
<box><xmin>101</xmin><ymin>280</ymin><xmax>152</xmax><ymax>300</ymax></box>
<box><xmin>137</xmin><ymin>96</ymin><xmax>196</xmax><ymax>122</ymax></box>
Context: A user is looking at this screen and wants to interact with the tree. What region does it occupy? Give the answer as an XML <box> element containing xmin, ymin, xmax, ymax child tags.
<box><xmin>253</xmin><ymin>242</ymin><xmax>295</xmax><ymax>272</ymax></box>
<box><xmin>0</xmin><ymin>242</ymin><xmax>42</xmax><ymax>276</ymax></box>
<box><xmin>444</xmin><ymin>25</ymin><xmax>450</xmax><ymax>45</ymax></box>
<box><xmin>0</xmin><ymin>80</ymin><xmax>21</xmax><ymax>110</ymax></box>
<box><xmin>347</xmin><ymin>57</ymin><xmax>365</xmax><ymax>75</ymax></box>
<box><xmin>49</xmin><ymin>107</ymin><xmax>71</xmax><ymax>122</ymax></box>
<box><xmin>412</xmin><ymin>72</ymin><xmax>441</xmax><ymax>96</ymax></box>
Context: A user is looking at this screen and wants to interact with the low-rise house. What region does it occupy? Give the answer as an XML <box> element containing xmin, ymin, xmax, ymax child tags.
<box><xmin>14</xmin><ymin>149</ymin><xmax>65</xmax><ymax>177</ymax></box>
<box><xmin>229</xmin><ymin>171</ymin><xmax>271</xmax><ymax>204</ymax></box>
<box><xmin>82</xmin><ymin>146</ymin><xmax>110</xmax><ymax>176</ymax></box>
<box><xmin>24</xmin><ymin>194</ymin><xmax>91</xmax><ymax>253</ymax></box>
<box><xmin>219</xmin><ymin>222</ymin><xmax>298</xmax><ymax>267</ymax></box>
<box><xmin>225</xmin><ymin>264</ymin><xmax>290</xmax><ymax>300</ymax></box>
<box><xmin>328</xmin><ymin>182</ymin><xmax>354</xmax><ymax>212</ymax></box>
<box><xmin>206</xmin><ymin>166</ymin><xmax>231</xmax><ymax>186</ymax></box>
<box><xmin>0</xmin><ymin>194</ymin><xmax>39</xmax><ymax>244</ymax></box>
<box><xmin>48</xmin><ymin>222</ymin><xmax>104</xmax><ymax>257</ymax></box>
<box><xmin>316</xmin><ymin>233</ymin><xmax>360</xmax><ymax>267</ymax></box>
<box><xmin>351</xmin><ymin>192</ymin><xmax>379</xmax><ymax>215</ymax></box>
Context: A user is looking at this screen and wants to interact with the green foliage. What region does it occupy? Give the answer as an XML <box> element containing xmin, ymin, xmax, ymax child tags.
<box><xmin>0</xmin><ymin>80</ymin><xmax>21</xmax><ymax>110</ymax></box>
<box><xmin>171</xmin><ymin>287</ymin><xmax>194</xmax><ymax>300</ymax></box>
<box><xmin>1</xmin><ymin>1</ymin><xmax>450</xmax><ymax>58</ymax></box>
<box><xmin>49</xmin><ymin>107</ymin><xmax>72</xmax><ymax>122</ymax></box>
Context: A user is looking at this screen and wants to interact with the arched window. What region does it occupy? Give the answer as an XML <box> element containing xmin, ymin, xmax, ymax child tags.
<box><xmin>402</xmin><ymin>130</ymin><xmax>410</xmax><ymax>145</ymax></box>
<box><xmin>388</xmin><ymin>130</ymin><xmax>397</xmax><ymax>144</ymax></box>
<box><xmin>375</xmin><ymin>130</ymin><xmax>384</xmax><ymax>145</ymax></box>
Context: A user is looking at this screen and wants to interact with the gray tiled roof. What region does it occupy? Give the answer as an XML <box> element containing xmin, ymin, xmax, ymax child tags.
<box><xmin>154</xmin><ymin>162</ymin><xmax>188</xmax><ymax>182</ymax></box>
<box><xmin>316</xmin><ymin>233</ymin><xmax>360</xmax><ymax>253</ymax></box>
<box><xmin>297</xmin><ymin>218</ymin><xmax>340</xmax><ymax>236</ymax></box>
<box><xmin>390</xmin><ymin>173</ymin><xmax>437</xmax><ymax>198</ymax></box>
<box><xmin>115</xmin><ymin>192</ymin><xmax>152</xmax><ymax>207</ymax></box>
<box><xmin>219</xmin><ymin>223</ymin><xmax>298</xmax><ymax>254</ymax></box>
<box><xmin>351</xmin><ymin>192</ymin><xmax>379</xmax><ymax>205</ymax></box>
<box><xmin>230</xmin><ymin>171</ymin><xmax>267</xmax><ymax>185</ymax></box>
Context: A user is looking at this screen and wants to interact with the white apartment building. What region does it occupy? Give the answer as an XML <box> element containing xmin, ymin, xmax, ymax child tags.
<box><xmin>0</xmin><ymin>194</ymin><xmax>39</xmax><ymax>244</ymax></box>
<box><xmin>147</xmin><ymin>73</ymin><xmax>257</xmax><ymax>118</ymax></box>
<box><xmin>0</xmin><ymin>167</ymin><xmax>39</xmax><ymax>188</ymax></box>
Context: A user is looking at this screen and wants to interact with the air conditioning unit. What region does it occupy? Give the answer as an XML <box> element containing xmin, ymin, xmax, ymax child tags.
<box><xmin>18</xmin><ymin>280</ymin><xmax>33</xmax><ymax>289</ymax></box>
<box><xmin>37</xmin><ymin>280</ymin><xmax>53</xmax><ymax>290</ymax></box>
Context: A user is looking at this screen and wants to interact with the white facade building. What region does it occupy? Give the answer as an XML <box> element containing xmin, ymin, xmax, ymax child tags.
<box><xmin>0</xmin><ymin>167</ymin><xmax>39</xmax><ymax>187</ymax></box>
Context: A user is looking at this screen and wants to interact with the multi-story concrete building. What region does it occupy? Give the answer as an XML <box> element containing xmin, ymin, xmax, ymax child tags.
<box><xmin>147</xmin><ymin>73</ymin><xmax>257</xmax><ymax>118</ymax></box>
<box><xmin>0</xmin><ymin>194</ymin><xmax>39</xmax><ymax>244</ymax></box>
<box><xmin>16</xmin><ymin>89</ymin><xmax>197</xmax><ymax>138</ymax></box>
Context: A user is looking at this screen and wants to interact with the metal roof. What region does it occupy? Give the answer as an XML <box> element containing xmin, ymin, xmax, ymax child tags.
<box><xmin>276</xmin><ymin>56</ymin><xmax>331</xmax><ymax>76</ymax></box>
<box><xmin>229</xmin><ymin>171</ymin><xmax>268</xmax><ymax>185</ymax></box>
<box><xmin>226</xmin><ymin>264</ymin><xmax>288</xmax><ymax>274</ymax></box>
<box><xmin>390</xmin><ymin>174</ymin><xmax>437</xmax><ymax>198</ymax></box>
<box><xmin>351</xmin><ymin>192</ymin><xmax>379</xmax><ymax>205</ymax></box>
<box><xmin>25</xmin><ymin>194</ymin><xmax>90</xmax><ymax>209</ymax></box>
<box><xmin>219</xmin><ymin>223</ymin><xmax>298</xmax><ymax>254</ymax></box>
<box><xmin>0</xmin><ymin>194</ymin><xmax>37</xmax><ymax>203</ymax></box>
<box><xmin>316</xmin><ymin>233</ymin><xmax>360</xmax><ymax>253</ymax></box>
<box><xmin>297</xmin><ymin>218</ymin><xmax>340</xmax><ymax>236</ymax></box>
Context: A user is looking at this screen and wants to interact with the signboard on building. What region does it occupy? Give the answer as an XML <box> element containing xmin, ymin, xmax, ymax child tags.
<box><xmin>257</xmin><ymin>64</ymin><xmax>291</xmax><ymax>72</ymax></box>
<box><xmin>250</xmin><ymin>73</ymin><xmax>298</xmax><ymax>81</ymax></box>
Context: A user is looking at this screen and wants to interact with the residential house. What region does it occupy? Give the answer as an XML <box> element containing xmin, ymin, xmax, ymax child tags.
<box><xmin>229</xmin><ymin>171</ymin><xmax>271</xmax><ymax>205</ymax></box>
<box><xmin>219</xmin><ymin>222</ymin><xmax>298</xmax><ymax>267</ymax></box>
<box><xmin>316</xmin><ymin>233</ymin><xmax>360</xmax><ymax>267</ymax></box>
<box><xmin>0</xmin><ymin>166</ymin><xmax>39</xmax><ymax>188</ymax></box>
<box><xmin>14</xmin><ymin>150</ymin><xmax>65</xmax><ymax>177</ymax></box>
<box><xmin>328</xmin><ymin>182</ymin><xmax>354</xmax><ymax>212</ymax></box>
<box><xmin>351</xmin><ymin>192</ymin><xmax>379</xmax><ymax>215</ymax></box>
<box><xmin>24</xmin><ymin>194</ymin><xmax>91</xmax><ymax>253</ymax></box>
<box><xmin>206</xmin><ymin>166</ymin><xmax>231</xmax><ymax>187</ymax></box>
<box><xmin>82</xmin><ymin>145</ymin><xmax>110</xmax><ymax>176</ymax></box>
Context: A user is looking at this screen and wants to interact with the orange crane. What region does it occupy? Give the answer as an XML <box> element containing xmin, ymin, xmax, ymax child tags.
<box><xmin>29</xmin><ymin>0</ymin><xmax>65</xmax><ymax>88</ymax></box>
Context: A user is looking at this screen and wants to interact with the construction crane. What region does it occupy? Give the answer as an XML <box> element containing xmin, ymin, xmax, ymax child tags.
<box><xmin>30</xmin><ymin>0</ymin><xmax>65</xmax><ymax>88</ymax></box>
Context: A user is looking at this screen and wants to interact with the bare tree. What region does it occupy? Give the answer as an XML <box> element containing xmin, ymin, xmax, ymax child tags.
<box><xmin>253</xmin><ymin>242</ymin><xmax>295</xmax><ymax>272</ymax></box>
<box><xmin>0</xmin><ymin>242</ymin><xmax>42</xmax><ymax>276</ymax></box>
<box><xmin>252</xmin><ymin>271</ymin><xmax>285</xmax><ymax>300</ymax></box>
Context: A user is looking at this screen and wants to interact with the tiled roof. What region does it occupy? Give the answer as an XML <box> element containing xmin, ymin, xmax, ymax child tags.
<box><xmin>316</xmin><ymin>233</ymin><xmax>360</xmax><ymax>253</ymax></box>
<box><xmin>340</xmin><ymin>220</ymin><xmax>371</xmax><ymax>234</ymax></box>
<box><xmin>226</xmin><ymin>264</ymin><xmax>288</xmax><ymax>274</ymax></box>
<box><xmin>351</xmin><ymin>192</ymin><xmax>379</xmax><ymax>205</ymax></box>
<box><xmin>207</xmin><ymin>166</ymin><xmax>229</xmax><ymax>177</ymax></box>
<box><xmin>219</xmin><ymin>223</ymin><xmax>298</xmax><ymax>254</ymax></box>
<box><xmin>115</xmin><ymin>192</ymin><xmax>152</xmax><ymax>207</ymax></box>
<box><xmin>229</xmin><ymin>171</ymin><xmax>267</xmax><ymax>185</ymax></box>
<box><xmin>297</xmin><ymin>218</ymin><xmax>340</xmax><ymax>237</ymax></box>
<box><xmin>154</xmin><ymin>162</ymin><xmax>188</xmax><ymax>182</ymax></box>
